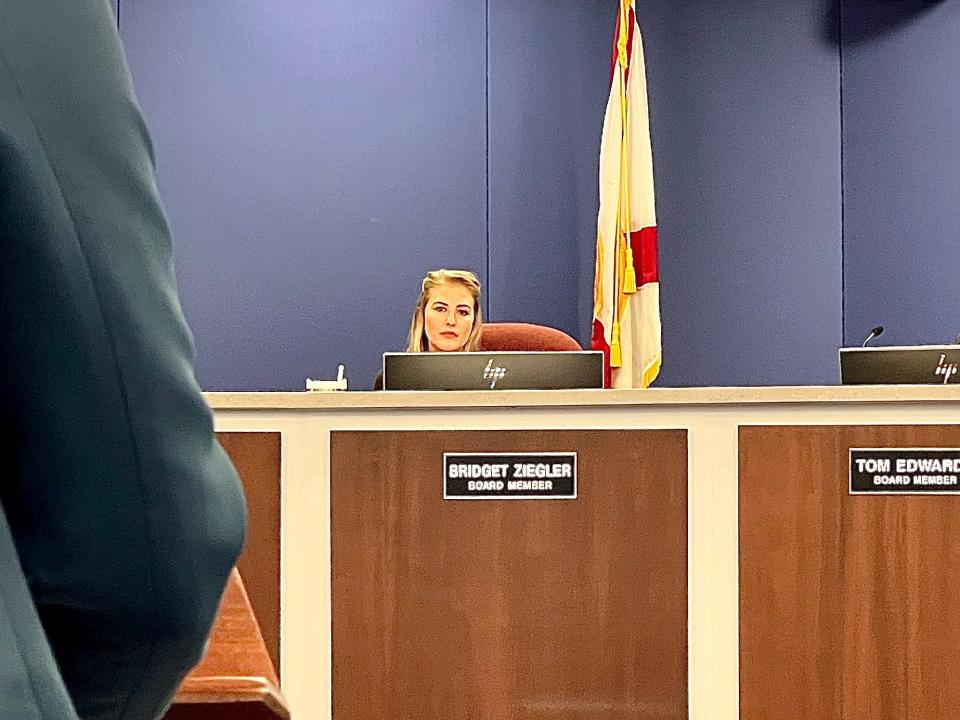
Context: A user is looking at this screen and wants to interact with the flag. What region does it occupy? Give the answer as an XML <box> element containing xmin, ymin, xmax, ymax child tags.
<box><xmin>591</xmin><ymin>0</ymin><xmax>661</xmax><ymax>389</ymax></box>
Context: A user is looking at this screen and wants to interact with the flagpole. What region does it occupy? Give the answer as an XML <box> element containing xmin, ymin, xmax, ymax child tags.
<box><xmin>610</xmin><ymin>0</ymin><xmax>638</xmax><ymax>368</ymax></box>
<box><xmin>619</xmin><ymin>0</ymin><xmax>637</xmax><ymax>297</ymax></box>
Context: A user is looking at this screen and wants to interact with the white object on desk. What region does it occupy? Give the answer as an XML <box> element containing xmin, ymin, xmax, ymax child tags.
<box><xmin>306</xmin><ymin>365</ymin><xmax>347</xmax><ymax>392</ymax></box>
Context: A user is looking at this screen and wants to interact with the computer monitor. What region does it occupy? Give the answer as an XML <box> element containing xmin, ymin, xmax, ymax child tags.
<box><xmin>382</xmin><ymin>351</ymin><xmax>605</xmax><ymax>391</ymax></box>
<box><xmin>839</xmin><ymin>345</ymin><xmax>960</xmax><ymax>385</ymax></box>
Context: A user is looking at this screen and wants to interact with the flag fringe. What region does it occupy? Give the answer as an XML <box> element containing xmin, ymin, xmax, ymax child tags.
<box><xmin>610</xmin><ymin>321</ymin><xmax>622</xmax><ymax>367</ymax></box>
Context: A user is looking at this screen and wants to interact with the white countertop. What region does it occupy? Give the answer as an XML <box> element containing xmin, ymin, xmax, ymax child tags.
<box><xmin>205</xmin><ymin>384</ymin><xmax>960</xmax><ymax>410</ymax></box>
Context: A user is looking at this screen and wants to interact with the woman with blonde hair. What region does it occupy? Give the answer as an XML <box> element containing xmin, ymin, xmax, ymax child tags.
<box><xmin>405</xmin><ymin>268</ymin><xmax>483</xmax><ymax>353</ymax></box>
<box><xmin>374</xmin><ymin>269</ymin><xmax>483</xmax><ymax>388</ymax></box>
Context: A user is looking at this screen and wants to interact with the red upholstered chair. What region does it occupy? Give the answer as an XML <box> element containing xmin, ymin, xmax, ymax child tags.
<box><xmin>479</xmin><ymin>322</ymin><xmax>582</xmax><ymax>352</ymax></box>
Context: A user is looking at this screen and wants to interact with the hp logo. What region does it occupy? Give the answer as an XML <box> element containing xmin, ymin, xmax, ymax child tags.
<box><xmin>482</xmin><ymin>358</ymin><xmax>507</xmax><ymax>389</ymax></box>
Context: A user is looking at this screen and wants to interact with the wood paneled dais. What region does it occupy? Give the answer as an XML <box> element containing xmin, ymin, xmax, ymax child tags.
<box><xmin>216</xmin><ymin>431</ymin><xmax>281</xmax><ymax>677</ymax></box>
<box><xmin>740</xmin><ymin>425</ymin><xmax>960</xmax><ymax>720</ymax></box>
<box><xmin>331</xmin><ymin>429</ymin><xmax>687</xmax><ymax>720</ymax></box>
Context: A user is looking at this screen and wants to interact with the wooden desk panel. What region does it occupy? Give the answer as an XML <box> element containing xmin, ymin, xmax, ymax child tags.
<box><xmin>217</xmin><ymin>431</ymin><xmax>282</xmax><ymax>677</ymax></box>
<box><xmin>167</xmin><ymin>570</ymin><xmax>289</xmax><ymax>720</ymax></box>
<box><xmin>740</xmin><ymin>425</ymin><xmax>960</xmax><ymax>720</ymax></box>
<box><xmin>331</xmin><ymin>429</ymin><xmax>687</xmax><ymax>720</ymax></box>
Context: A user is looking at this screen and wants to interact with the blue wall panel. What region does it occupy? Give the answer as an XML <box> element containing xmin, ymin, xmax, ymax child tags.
<box><xmin>121</xmin><ymin>0</ymin><xmax>486</xmax><ymax>390</ymax></box>
<box><xmin>841</xmin><ymin>0</ymin><xmax>960</xmax><ymax>347</ymax></box>
<box><xmin>118</xmin><ymin>1</ymin><xmax>854</xmax><ymax>390</ymax></box>
<box><xmin>487</xmin><ymin>1</ymin><xmax>612</xmax><ymax>343</ymax></box>
<box><xmin>638</xmin><ymin>0</ymin><xmax>843</xmax><ymax>386</ymax></box>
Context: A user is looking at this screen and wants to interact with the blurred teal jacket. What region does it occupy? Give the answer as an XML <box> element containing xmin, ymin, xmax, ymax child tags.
<box><xmin>0</xmin><ymin>1</ymin><xmax>247</xmax><ymax>718</ymax></box>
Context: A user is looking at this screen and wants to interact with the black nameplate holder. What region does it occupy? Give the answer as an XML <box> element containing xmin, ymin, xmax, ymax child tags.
<box><xmin>850</xmin><ymin>448</ymin><xmax>960</xmax><ymax>495</ymax></box>
<box><xmin>444</xmin><ymin>452</ymin><xmax>577</xmax><ymax>499</ymax></box>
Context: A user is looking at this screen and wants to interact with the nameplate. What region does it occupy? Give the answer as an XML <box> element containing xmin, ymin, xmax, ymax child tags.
<box><xmin>443</xmin><ymin>452</ymin><xmax>577</xmax><ymax>499</ymax></box>
<box><xmin>850</xmin><ymin>448</ymin><xmax>960</xmax><ymax>494</ymax></box>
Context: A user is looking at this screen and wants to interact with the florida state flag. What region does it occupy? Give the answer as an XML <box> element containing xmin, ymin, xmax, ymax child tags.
<box><xmin>591</xmin><ymin>0</ymin><xmax>661</xmax><ymax>388</ymax></box>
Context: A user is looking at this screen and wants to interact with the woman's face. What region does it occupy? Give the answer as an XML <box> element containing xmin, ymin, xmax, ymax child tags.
<box><xmin>423</xmin><ymin>282</ymin><xmax>476</xmax><ymax>352</ymax></box>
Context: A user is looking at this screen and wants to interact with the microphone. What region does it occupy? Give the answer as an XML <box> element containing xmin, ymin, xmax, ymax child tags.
<box><xmin>862</xmin><ymin>325</ymin><xmax>884</xmax><ymax>347</ymax></box>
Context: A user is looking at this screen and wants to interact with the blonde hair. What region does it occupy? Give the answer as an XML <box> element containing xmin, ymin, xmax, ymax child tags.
<box><xmin>406</xmin><ymin>269</ymin><xmax>483</xmax><ymax>353</ymax></box>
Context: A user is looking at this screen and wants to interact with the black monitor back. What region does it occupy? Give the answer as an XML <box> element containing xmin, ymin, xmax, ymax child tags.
<box><xmin>382</xmin><ymin>351</ymin><xmax>605</xmax><ymax>391</ymax></box>
<box><xmin>839</xmin><ymin>345</ymin><xmax>960</xmax><ymax>385</ymax></box>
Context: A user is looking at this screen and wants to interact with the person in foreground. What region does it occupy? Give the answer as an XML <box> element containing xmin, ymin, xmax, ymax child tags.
<box><xmin>0</xmin><ymin>1</ymin><xmax>247</xmax><ymax>719</ymax></box>
<box><xmin>375</xmin><ymin>269</ymin><xmax>484</xmax><ymax>388</ymax></box>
